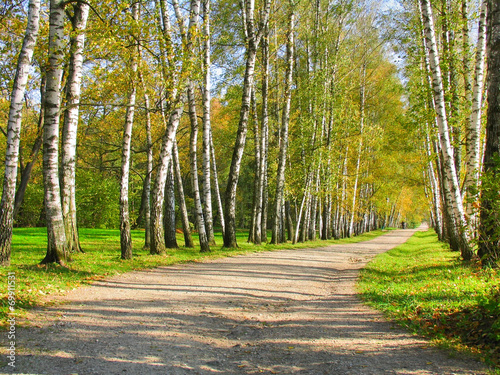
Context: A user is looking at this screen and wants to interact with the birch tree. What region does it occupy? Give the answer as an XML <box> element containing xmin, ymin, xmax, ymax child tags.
<box><xmin>0</xmin><ymin>0</ymin><xmax>41</xmax><ymax>266</ymax></box>
<box><xmin>478</xmin><ymin>0</ymin><xmax>500</xmax><ymax>266</ymax></box>
<box><xmin>223</xmin><ymin>0</ymin><xmax>271</xmax><ymax>248</ymax></box>
<box><xmin>463</xmin><ymin>0</ymin><xmax>487</xmax><ymax>224</ymax></box>
<box><xmin>174</xmin><ymin>0</ymin><xmax>211</xmax><ymax>252</ymax></box>
<box><xmin>419</xmin><ymin>0</ymin><xmax>473</xmax><ymax>260</ymax></box>
<box><xmin>41</xmin><ymin>0</ymin><xmax>69</xmax><ymax>265</ymax></box>
<box><xmin>164</xmin><ymin>163</ymin><xmax>178</xmax><ymax>249</ymax></box>
<box><xmin>173</xmin><ymin>141</ymin><xmax>194</xmax><ymax>248</ymax></box>
<box><xmin>202</xmin><ymin>0</ymin><xmax>216</xmax><ymax>246</ymax></box>
<box><xmin>271</xmin><ymin>10</ymin><xmax>294</xmax><ymax>244</ymax></box>
<box><xmin>150</xmin><ymin>104</ymin><xmax>184</xmax><ymax>255</ymax></box>
<box><xmin>60</xmin><ymin>1</ymin><xmax>89</xmax><ymax>254</ymax></box>
<box><xmin>149</xmin><ymin>0</ymin><xmax>185</xmax><ymax>255</ymax></box>
<box><xmin>119</xmin><ymin>2</ymin><xmax>139</xmax><ymax>260</ymax></box>
<box><xmin>348</xmin><ymin>64</ymin><xmax>366</xmax><ymax>238</ymax></box>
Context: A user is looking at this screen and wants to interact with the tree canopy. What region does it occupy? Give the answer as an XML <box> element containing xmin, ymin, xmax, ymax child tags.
<box><xmin>0</xmin><ymin>0</ymin><xmax>497</xmax><ymax>268</ymax></box>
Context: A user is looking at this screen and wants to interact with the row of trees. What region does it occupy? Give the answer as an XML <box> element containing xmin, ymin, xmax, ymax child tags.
<box><xmin>397</xmin><ymin>0</ymin><xmax>499</xmax><ymax>266</ymax></box>
<box><xmin>0</xmin><ymin>0</ymin><xmax>428</xmax><ymax>267</ymax></box>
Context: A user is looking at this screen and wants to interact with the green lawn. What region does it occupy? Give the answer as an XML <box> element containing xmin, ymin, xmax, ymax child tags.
<box><xmin>358</xmin><ymin>229</ymin><xmax>500</xmax><ymax>370</ymax></box>
<box><xmin>1</xmin><ymin>226</ymin><xmax>390</xmax><ymax>327</ymax></box>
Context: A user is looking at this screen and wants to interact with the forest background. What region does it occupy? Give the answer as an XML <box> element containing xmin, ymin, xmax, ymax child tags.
<box><xmin>0</xmin><ymin>0</ymin><xmax>498</xmax><ymax>268</ymax></box>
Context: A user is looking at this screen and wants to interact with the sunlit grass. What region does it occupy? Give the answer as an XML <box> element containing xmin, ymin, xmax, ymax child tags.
<box><xmin>0</xmin><ymin>226</ymin><xmax>392</xmax><ymax>327</ymax></box>
<box><xmin>358</xmin><ymin>230</ymin><xmax>500</xmax><ymax>370</ymax></box>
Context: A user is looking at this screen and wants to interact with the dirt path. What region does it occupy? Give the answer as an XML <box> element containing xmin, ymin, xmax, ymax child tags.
<box><xmin>3</xmin><ymin>227</ymin><xmax>489</xmax><ymax>374</ymax></box>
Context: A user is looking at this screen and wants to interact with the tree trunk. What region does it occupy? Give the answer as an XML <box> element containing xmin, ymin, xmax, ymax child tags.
<box><xmin>419</xmin><ymin>0</ymin><xmax>473</xmax><ymax>259</ymax></box>
<box><xmin>61</xmin><ymin>1</ymin><xmax>89</xmax><ymax>254</ymax></box>
<box><xmin>13</xmin><ymin>67</ymin><xmax>45</xmax><ymax>221</ymax></box>
<box><xmin>223</xmin><ymin>0</ymin><xmax>271</xmax><ymax>248</ymax></box>
<box><xmin>0</xmin><ymin>0</ymin><xmax>41</xmax><ymax>266</ymax></box>
<box><xmin>139</xmin><ymin>71</ymin><xmax>153</xmax><ymax>249</ymax></box>
<box><xmin>349</xmin><ymin>64</ymin><xmax>366</xmax><ymax>238</ymax></box>
<box><xmin>224</xmin><ymin>45</ymin><xmax>257</xmax><ymax>248</ymax></box>
<box><xmin>188</xmin><ymin>82</ymin><xmax>211</xmax><ymax>253</ymax></box>
<box><xmin>201</xmin><ymin>0</ymin><xmax>216</xmax><ymax>246</ymax></box>
<box><xmin>173</xmin><ymin>141</ymin><xmax>194</xmax><ymax>248</ymax></box>
<box><xmin>209</xmin><ymin>128</ymin><xmax>225</xmax><ymax>237</ymax></box>
<box><xmin>41</xmin><ymin>0</ymin><xmax>68</xmax><ymax>265</ymax></box>
<box><xmin>257</xmin><ymin>24</ymin><xmax>270</xmax><ymax>245</ymax></box>
<box><xmin>464</xmin><ymin>0</ymin><xmax>487</xmax><ymax>224</ymax></box>
<box><xmin>150</xmin><ymin>104</ymin><xmax>183</xmax><ymax>255</ymax></box>
<box><xmin>164</xmin><ymin>162</ymin><xmax>178</xmax><ymax>249</ymax></box>
<box><xmin>271</xmin><ymin>12</ymin><xmax>294</xmax><ymax>244</ymax></box>
<box><xmin>248</xmin><ymin>88</ymin><xmax>261</xmax><ymax>243</ymax></box>
<box><xmin>478</xmin><ymin>0</ymin><xmax>500</xmax><ymax>266</ymax></box>
<box><xmin>119</xmin><ymin>2</ymin><xmax>139</xmax><ymax>260</ymax></box>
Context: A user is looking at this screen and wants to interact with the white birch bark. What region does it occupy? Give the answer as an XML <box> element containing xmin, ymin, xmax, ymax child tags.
<box><xmin>272</xmin><ymin>11</ymin><xmax>295</xmax><ymax>245</ymax></box>
<box><xmin>41</xmin><ymin>0</ymin><xmax>68</xmax><ymax>265</ymax></box>
<box><xmin>188</xmin><ymin>81</ymin><xmax>211</xmax><ymax>253</ymax></box>
<box><xmin>419</xmin><ymin>0</ymin><xmax>473</xmax><ymax>259</ymax></box>
<box><xmin>163</xmin><ymin>162</ymin><xmax>178</xmax><ymax>249</ymax></box>
<box><xmin>248</xmin><ymin>88</ymin><xmax>261</xmax><ymax>243</ymax></box>
<box><xmin>223</xmin><ymin>0</ymin><xmax>271</xmax><ymax>248</ymax></box>
<box><xmin>464</xmin><ymin>0</ymin><xmax>487</xmax><ymax>222</ymax></box>
<box><xmin>209</xmin><ymin>127</ymin><xmax>225</xmax><ymax>236</ymax></box>
<box><xmin>293</xmin><ymin>174</ymin><xmax>312</xmax><ymax>244</ymax></box>
<box><xmin>140</xmin><ymin>72</ymin><xmax>153</xmax><ymax>249</ymax></box>
<box><xmin>173</xmin><ymin>141</ymin><xmax>194</xmax><ymax>248</ymax></box>
<box><xmin>348</xmin><ymin>64</ymin><xmax>366</xmax><ymax>238</ymax></box>
<box><xmin>60</xmin><ymin>2</ymin><xmax>89</xmax><ymax>254</ymax></box>
<box><xmin>255</xmin><ymin>24</ymin><xmax>270</xmax><ymax>244</ymax></box>
<box><xmin>119</xmin><ymin>2</ymin><xmax>139</xmax><ymax>260</ymax></box>
<box><xmin>202</xmin><ymin>0</ymin><xmax>215</xmax><ymax>245</ymax></box>
<box><xmin>0</xmin><ymin>0</ymin><xmax>41</xmax><ymax>266</ymax></box>
<box><xmin>178</xmin><ymin>0</ymin><xmax>210</xmax><ymax>253</ymax></box>
<box><xmin>150</xmin><ymin>103</ymin><xmax>184</xmax><ymax>255</ymax></box>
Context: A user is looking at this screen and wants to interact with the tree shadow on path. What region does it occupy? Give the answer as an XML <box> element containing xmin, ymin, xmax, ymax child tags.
<box><xmin>4</xmin><ymin>228</ymin><xmax>489</xmax><ymax>375</ymax></box>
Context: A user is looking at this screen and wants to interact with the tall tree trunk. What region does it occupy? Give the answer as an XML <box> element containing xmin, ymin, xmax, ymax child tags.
<box><xmin>224</xmin><ymin>46</ymin><xmax>257</xmax><ymax>248</ymax></box>
<box><xmin>478</xmin><ymin>0</ymin><xmax>500</xmax><ymax>266</ymax></box>
<box><xmin>209</xmin><ymin>128</ymin><xmax>225</xmax><ymax>236</ymax></box>
<box><xmin>256</xmin><ymin>24</ymin><xmax>270</xmax><ymax>244</ymax></box>
<box><xmin>223</xmin><ymin>0</ymin><xmax>271</xmax><ymax>248</ymax></box>
<box><xmin>151</xmin><ymin>103</ymin><xmax>183</xmax><ymax>255</ymax></box>
<box><xmin>139</xmin><ymin>71</ymin><xmax>153</xmax><ymax>249</ymax></box>
<box><xmin>188</xmin><ymin>82</ymin><xmax>211</xmax><ymax>253</ymax></box>
<box><xmin>164</xmin><ymin>162</ymin><xmax>178</xmax><ymax>249</ymax></box>
<box><xmin>173</xmin><ymin>141</ymin><xmax>194</xmax><ymax>248</ymax></box>
<box><xmin>271</xmin><ymin>11</ymin><xmax>294</xmax><ymax>244</ymax></box>
<box><xmin>150</xmin><ymin>0</ymin><xmax>181</xmax><ymax>255</ymax></box>
<box><xmin>248</xmin><ymin>88</ymin><xmax>261</xmax><ymax>243</ymax></box>
<box><xmin>419</xmin><ymin>0</ymin><xmax>473</xmax><ymax>259</ymax></box>
<box><xmin>464</xmin><ymin>0</ymin><xmax>487</xmax><ymax>224</ymax></box>
<box><xmin>60</xmin><ymin>1</ymin><xmax>89</xmax><ymax>254</ymax></box>
<box><xmin>14</xmin><ymin>65</ymin><xmax>45</xmax><ymax>221</ymax></box>
<box><xmin>202</xmin><ymin>0</ymin><xmax>215</xmax><ymax>246</ymax></box>
<box><xmin>41</xmin><ymin>0</ymin><xmax>68</xmax><ymax>265</ymax></box>
<box><xmin>119</xmin><ymin>2</ymin><xmax>139</xmax><ymax>260</ymax></box>
<box><xmin>0</xmin><ymin>0</ymin><xmax>41</xmax><ymax>266</ymax></box>
<box><xmin>426</xmin><ymin>130</ymin><xmax>444</xmax><ymax>241</ymax></box>
<box><xmin>349</xmin><ymin>64</ymin><xmax>366</xmax><ymax>238</ymax></box>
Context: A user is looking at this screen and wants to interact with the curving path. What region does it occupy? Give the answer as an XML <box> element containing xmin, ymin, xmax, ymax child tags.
<box><xmin>4</xmin><ymin>227</ymin><xmax>489</xmax><ymax>374</ymax></box>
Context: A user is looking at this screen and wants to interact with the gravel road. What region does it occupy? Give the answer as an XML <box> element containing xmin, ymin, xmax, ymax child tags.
<box><xmin>2</xmin><ymin>227</ymin><xmax>489</xmax><ymax>374</ymax></box>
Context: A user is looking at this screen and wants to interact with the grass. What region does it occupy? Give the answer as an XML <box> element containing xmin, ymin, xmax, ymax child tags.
<box><xmin>0</xmin><ymin>226</ymin><xmax>391</xmax><ymax>327</ymax></box>
<box><xmin>358</xmin><ymin>229</ymin><xmax>500</xmax><ymax>370</ymax></box>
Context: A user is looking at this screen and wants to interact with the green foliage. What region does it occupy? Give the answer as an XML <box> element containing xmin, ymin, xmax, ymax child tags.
<box><xmin>15</xmin><ymin>182</ymin><xmax>44</xmax><ymax>227</ymax></box>
<box><xmin>76</xmin><ymin>169</ymin><xmax>120</xmax><ymax>229</ymax></box>
<box><xmin>358</xmin><ymin>230</ymin><xmax>500</xmax><ymax>368</ymax></box>
<box><xmin>478</xmin><ymin>154</ymin><xmax>500</xmax><ymax>266</ymax></box>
